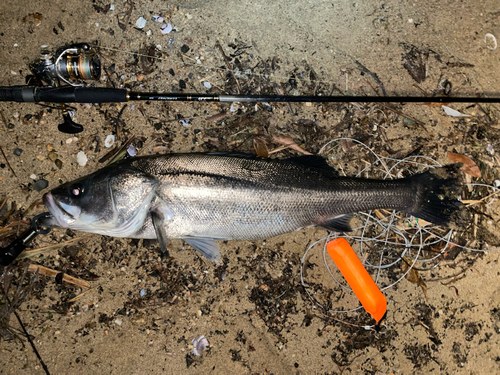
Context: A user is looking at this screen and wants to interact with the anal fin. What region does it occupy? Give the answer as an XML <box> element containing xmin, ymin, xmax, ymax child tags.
<box><xmin>183</xmin><ymin>237</ymin><xmax>221</xmax><ymax>263</ymax></box>
<box><xmin>318</xmin><ymin>214</ymin><xmax>354</xmax><ymax>232</ymax></box>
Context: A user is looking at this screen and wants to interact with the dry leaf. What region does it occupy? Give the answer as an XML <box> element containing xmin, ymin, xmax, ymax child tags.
<box><xmin>272</xmin><ymin>135</ymin><xmax>312</xmax><ymax>155</ymax></box>
<box><xmin>402</xmin><ymin>257</ymin><xmax>428</xmax><ymax>301</ymax></box>
<box><xmin>28</xmin><ymin>264</ymin><xmax>90</xmax><ymax>289</ymax></box>
<box><xmin>447</xmin><ymin>152</ymin><xmax>481</xmax><ymax>177</ymax></box>
<box><xmin>253</xmin><ymin>137</ymin><xmax>269</xmax><ymax>158</ymax></box>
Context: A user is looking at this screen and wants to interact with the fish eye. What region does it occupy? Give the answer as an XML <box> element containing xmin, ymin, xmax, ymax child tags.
<box><xmin>69</xmin><ymin>183</ymin><xmax>85</xmax><ymax>198</ymax></box>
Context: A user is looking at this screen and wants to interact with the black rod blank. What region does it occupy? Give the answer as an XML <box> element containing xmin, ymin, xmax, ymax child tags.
<box><xmin>1</xmin><ymin>85</ymin><xmax>500</xmax><ymax>104</ymax></box>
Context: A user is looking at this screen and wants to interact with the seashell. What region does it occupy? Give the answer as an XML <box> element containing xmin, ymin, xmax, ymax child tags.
<box><xmin>191</xmin><ymin>335</ymin><xmax>209</xmax><ymax>356</ymax></box>
<box><xmin>485</xmin><ymin>33</ymin><xmax>497</xmax><ymax>50</ymax></box>
<box><xmin>105</xmin><ymin>135</ymin><xmax>115</xmax><ymax>148</ymax></box>
<box><xmin>135</xmin><ymin>17</ymin><xmax>147</xmax><ymax>29</ymax></box>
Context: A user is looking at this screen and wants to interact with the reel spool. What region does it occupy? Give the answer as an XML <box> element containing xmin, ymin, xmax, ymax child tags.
<box><xmin>30</xmin><ymin>43</ymin><xmax>101</xmax><ymax>87</ymax></box>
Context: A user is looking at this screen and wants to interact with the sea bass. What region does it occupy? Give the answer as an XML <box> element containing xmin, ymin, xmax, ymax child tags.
<box><xmin>42</xmin><ymin>153</ymin><xmax>461</xmax><ymax>261</ymax></box>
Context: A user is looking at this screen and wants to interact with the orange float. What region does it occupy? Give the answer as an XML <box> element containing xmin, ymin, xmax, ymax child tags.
<box><xmin>327</xmin><ymin>238</ymin><xmax>387</xmax><ymax>323</ymax></box>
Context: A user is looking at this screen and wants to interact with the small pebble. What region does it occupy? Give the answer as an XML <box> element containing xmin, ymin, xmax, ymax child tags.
<box><xmin>151</xmin><ymin>16</ymin><xmax>163</xmax><ymax>22</ymax></box>
<box><xmin>105</xmin><ymin>135</ymin><xmax>115</xmax><ymax>148</ymax></box>
<box><xmin>137</xmin><ymin>74</ymin><xmax>144</xmax><ymax>81</ymax></box>
<box><xmin>13</xmin><ymin>148</ymin><xmax>23</xmax><ymax>156</ymax></box>
<box><xmin>203</xmin><ymin>81</ymin><xmax>212</xmax><ymax>89</ymax></box>
<box><xmin>109</xmin><ymin>4</ymin><xmax>115</xmax><ymax>10</ymax></box>
<box><xmin>140</xmin><ymin>289</ymin><xmax>146</xmax><ymax>297</ymax></box>
<box><xmin>33</xmin><ymin>179</ymin><xmax>49</xmax><ymax>192</ymax></box>
<box><xmin>179</xmin><ymin>119</ymin><xmax>191</xmax><ymax>127</ymax></box>
<box><xmin>55</xmin><ymin>159</ymin><xmax>63</xmax><ymax>169</ymax></box>
<box><xmin>179</xmin><ymin>79</ymin><xmax>187</xmax><ymax>89</ymax></box>
<box><xmin>77</xmin><ymin>151</ymin><xmax>88</xmax><ymax>166</ymax></box>
<box><xmin>180</xmin><ymin>44</ymin><xmax>190</xmax><ymax>53</ymax></box>
<box><xmin>135</xmin><ymin>17</ymin><xmax>147</xmax><ymax>29</ymax></box>
<box><xmin>48</xmin><ymin>151</ymin><xmax>58</xmax><ymax>162</ymax></box>
<box><xmin>114</xmin><ymin>318</ymin><xmax>123</xmax><ymax>326</ymax></box>
<box><xmin>487</xmin><ymin>144</ymin><xmax>495</xmax><ymax>156</ymax></box>
<box><xmin>30</xmin><ymin>174</ymin><xmax>37</xmax><ymax>179</ymax></box>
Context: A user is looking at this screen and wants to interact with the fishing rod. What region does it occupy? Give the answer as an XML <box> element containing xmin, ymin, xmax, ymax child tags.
<box><xmin>1</xmin><ymin>42</ymin><xmax>499</xmax><ymax>134</ymax></box>
<box><xmin>3</xmin><ymin>85</ymin><xmax>500</xmax><ymax>105</ymax></box>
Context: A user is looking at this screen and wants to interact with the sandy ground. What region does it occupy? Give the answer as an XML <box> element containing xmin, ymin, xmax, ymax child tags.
<box><xmin>1</xmin><ymin>0</ymin><xmax>500</xmax><ymax>374</ymax></box>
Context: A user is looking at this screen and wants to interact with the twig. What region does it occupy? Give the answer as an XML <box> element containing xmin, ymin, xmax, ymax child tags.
<box><xmin>0</xmin><ymin>109</ymin><xmax>8</xmax><ymax>131</ymax></box>
<box><xmin>0</xmin><ymin>146</ymin><xmax>17</xmax><ymax>178</ymax></box>
<box><xmin>28</xmin><ymin>264</ymin><xmax>90</xmax><ymax>289</ymax></box>
<box><xmin>216</xmin><ymin>41</ymin><xmax>242</xmax><ymax>94</ymax></box>
<box><xmin>17</xmin><ymin>235</ymin><xmax>89</xmax><ymax>260</ymax></box>
<box><xmin>377</xmin><ymin>103</ymin><xmax>428</xmax><ymax>132</ymax></box>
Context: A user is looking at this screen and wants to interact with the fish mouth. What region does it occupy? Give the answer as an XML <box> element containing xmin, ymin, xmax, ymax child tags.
<box><xmin>42</xmin><ymin>192</ymin><xmax>75</xmax><ymax>227</ymax></box>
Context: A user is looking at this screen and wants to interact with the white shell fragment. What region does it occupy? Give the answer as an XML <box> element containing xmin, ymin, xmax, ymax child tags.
<box><xmin>161</xmin><ymin>23</ymin><xmax>172</xmax><ymax>34</ymax></box>
<box><xmin>76</xmin><ymin>151</ymin><xmax>88</xmax><ymax>167</ymax></box>
<box><xmin>127</xmin><ymin>144</ymin><xmax>137</xmax><ymax>157</ymax></box>
<box><xmin>485</xmin><ymin>33</ymin><xmax>497</xmax><ymax>50</ymax></box>
<box><xmin>105</xmin><ymin>135</ymin><xmax>115</xmax><ymax>148</ymax></box>
<box><xmin>135</xmin><ymin>17</ymin><xmax>147</xmax><ymax>29</ymax></box>
<box><xmin>203</xmin><ymin>81</ymin><xmax>212</xmax><ymax>89</ymax></box>
<box><xmin>442</xmin><ymin>106</ymin><xmax>471</xmax><ymax>117</ymax></box>
<box><xmin>191</xmin><ymin>335</ymin><xmax>209</xmax><ymax>356</ymax></box>
<box><xmin>179</xmin><ymin>119</ymin><xmax>191</xmax><ymax>127</ymax></box>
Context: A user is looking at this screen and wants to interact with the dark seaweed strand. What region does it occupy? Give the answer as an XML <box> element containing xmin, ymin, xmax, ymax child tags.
<box><xmin>13</xmin><ymin>310</ymin><xmax>51</xmax><ymax>375</ymax></box>
<box><xmin>0</xmin><ymin>282</ymin><xmax>51</xmax><ymax>375</ymax></box>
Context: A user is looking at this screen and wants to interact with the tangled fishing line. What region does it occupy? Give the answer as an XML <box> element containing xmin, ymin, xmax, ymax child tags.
<box><xmin>299</xmin><ymin>137</ymin><xmax>500</xmax><ymax>322</ymax></box>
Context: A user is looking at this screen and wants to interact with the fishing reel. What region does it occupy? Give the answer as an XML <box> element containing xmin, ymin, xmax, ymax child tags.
<box><xmin>28</xmin><ymin>43</ymin><xmax>101</xmax><ymax>134</ymax></box>
<box><xmin>30</xmin><ymin>43</ymin><xmax>101</xmax><ymax>87</ymax></box>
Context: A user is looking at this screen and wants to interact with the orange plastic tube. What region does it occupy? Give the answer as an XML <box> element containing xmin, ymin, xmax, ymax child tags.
<box><xmin>327</xmin><ymin>238</ymin><xmax>387</xmax><ymax>323</ymax></box>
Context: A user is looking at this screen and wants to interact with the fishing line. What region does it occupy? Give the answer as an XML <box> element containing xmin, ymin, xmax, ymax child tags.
<box><xmin>300</xmin><ymin>137</ymin><xmax>500</xmax><ymax>321</ymax></box>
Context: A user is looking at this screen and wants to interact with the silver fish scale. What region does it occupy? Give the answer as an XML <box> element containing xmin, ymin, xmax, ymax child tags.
<box><xmin>129</xmin><ymin>154</ymin><xmax>416</xmax><ymax>241</ymax></box>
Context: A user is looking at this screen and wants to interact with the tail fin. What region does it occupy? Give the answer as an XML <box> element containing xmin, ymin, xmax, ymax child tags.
<box><xmin>408</xmin><ymin>164</ymin><xmax>462</xmax><ymax>226</ymax></box>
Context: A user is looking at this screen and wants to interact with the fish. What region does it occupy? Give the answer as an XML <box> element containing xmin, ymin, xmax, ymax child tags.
<box><xmin>41</xmin><ymin>153</ymin><xmax>462</xmax><ymax>262</ymax></box>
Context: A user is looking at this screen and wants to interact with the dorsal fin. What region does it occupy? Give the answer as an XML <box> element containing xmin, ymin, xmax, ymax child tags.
<box><xmin>286</xmin><ymin>155</ymin><xmax>338</xmax><ymax>175</ymax></box>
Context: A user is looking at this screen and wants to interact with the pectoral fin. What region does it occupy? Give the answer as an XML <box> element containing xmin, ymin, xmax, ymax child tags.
<box><xmin>151</xmin><ymin>210</ymin><xmax>169</xmax><ymax>256</ymax></box>
<box><xmin>183</xmin><ymin>237</ymin><xmax>221</xmax><ymax>263</ymax></box>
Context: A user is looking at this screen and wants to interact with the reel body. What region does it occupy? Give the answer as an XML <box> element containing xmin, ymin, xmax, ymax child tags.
<box><xmin>30</xmin><ymin>43</ymin><xmax>101</xmax><ymax>87</ymax></box>
<box><xmin>29</xmin><ymin>43</ymin><xmax>101</xmax><ymax>133</ymax></box>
